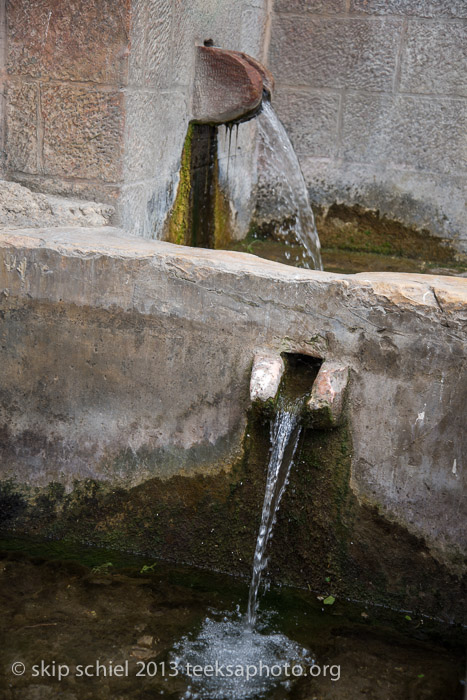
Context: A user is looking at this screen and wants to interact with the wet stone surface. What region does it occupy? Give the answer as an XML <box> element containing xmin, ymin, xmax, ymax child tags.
<box><xmin>228</xmin><ymin>235</ymin><xmax>467</xmax><ymax>277</ymax></box>
<box><xmin>0</xmin><ymin>542</ymin><xmax>464</xmax><ymax>700</ymax></box>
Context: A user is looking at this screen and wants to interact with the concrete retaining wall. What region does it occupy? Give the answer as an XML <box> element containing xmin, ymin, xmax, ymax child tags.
<box><xmin>0</xmin><ymin>229</ymin><xmax>465</xmax><ymax>619</ymax></box>
<box><xmin>268</xmin><ymin>0</ymin><xmax>467</xmax><ymax>251</ymax></box>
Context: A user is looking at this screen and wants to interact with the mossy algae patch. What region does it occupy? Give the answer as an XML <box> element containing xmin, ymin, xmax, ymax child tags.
<box><xmin>165</xmin><ymin>123</ymin><xmax>234</xmax><ymax>250</ymax></box>
<box><xmin>227</xmin><ymin>204</ymin><xmax>467</xmax><ymax>276</ymax></box>
<box><xmin>165</xmin><ymin>124</ymin><xmax>194</xmax><ymax>246</ymax></box>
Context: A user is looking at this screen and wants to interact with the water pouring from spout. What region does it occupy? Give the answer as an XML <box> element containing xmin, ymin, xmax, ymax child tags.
<box><xmin>247</xmin><ymin>405</ymin><xmax>302</xmax><ymax>627</ymax></box>
<box><xmin>255</xmin><ymin>101</ymin><xmax>323</xmax><ymax>270</ymax></box>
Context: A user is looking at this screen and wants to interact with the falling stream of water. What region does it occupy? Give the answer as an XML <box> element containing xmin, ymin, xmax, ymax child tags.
<box><xmin>170</xmin><ymin>102</ymin><xmax>321</xmax><ymax>698</ymax></box>
<box><xmin>171</xmin><ymin>399</ymin><xmax>310</xmax><ymax>699</ymax></box>
<box><xmin>256</xmin><ymin>101</ymin><xmax>323</xmax><ymax>271</ymax></box>
<box><xmin>247</xmin><ymin>405</ymin><xmax>302</xmax><ymax>627</ymax></box>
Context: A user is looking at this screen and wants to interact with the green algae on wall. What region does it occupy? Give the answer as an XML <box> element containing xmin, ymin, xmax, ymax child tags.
<box><xmin>227</xmin><ymin>203</ymin><xmax>467</xmax><ymax>276</ymax></box>
<box><xmin>165</xmin><ymin>123</ymin><xmax>233</xmax><ymax>250</ymax></box>
<box><xmin>165</xmin><ymin>124</ymin><xmax>194</xmax><ymax>246</ymax></box>
<box><xmin>212</xmin><ymin>149</ymin><xmax>234</xmax><ymax>250</ymax></box>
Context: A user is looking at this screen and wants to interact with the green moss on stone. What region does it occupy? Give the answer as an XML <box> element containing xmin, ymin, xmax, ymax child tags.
<box><xmin>212</xmin><ymin>150</ymin><xmax>233</xmax><ymax>250</ymax></box>
<box><xmin>165</xmin><ymin>124</ymin><xmax>194</xmax><ymax>246</ymax></box>
<box><xmin>165</xmin><ymin>123</ymin><xmax>234</xmax><ymax>250</ymax></box>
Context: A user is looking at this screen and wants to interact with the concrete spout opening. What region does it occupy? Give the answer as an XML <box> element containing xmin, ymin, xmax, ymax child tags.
<box><xmin>306</xmin><ymin>361</ymin><xmax>350</xmax><ymax>429</ymax></box>
<box><xmin>250</xmin><ymin>353</ymin><xmax>285</xmax><ymax>404</ymax></box>
<box><xmin>250</xmin><ymin>352</ymin><xmax>349</xmax><ymax>431</ymax></box>
<box><xmin>250</xmin><ymin>352</ymin><xmax>323</xmax><ymax>407</ymax></box>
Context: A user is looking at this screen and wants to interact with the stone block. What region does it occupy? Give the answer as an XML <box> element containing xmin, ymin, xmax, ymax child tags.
<box><xmin>166</xmin><ymin>1</ymin><xmax>195</xmax><ymax>89</ymax></box>
<box><xmin>342</xmin><ymin>93</ymin><xmax>467</xmax><ymax>175</ymax></box>
<box><xmin>272</xmin><ymin>89</ymin><xmax>340</xmax><ymax>157</ymax></box>
<box><xmin>269</xmin><ymin>16</ymin><xmax>402</xmax><ymax>90</ymax></box>
<box><xmin>6</xmin><ymin>81</ymin><xmax>38</xmax><ymax>174</ymax></box>
<box><xmin>7</xmin><ymin>0</ymin><xmax>130</xmax><ymax>84</ymax></box>
<box><xmin>143</xmin><ymin>0</ymin><xmax>173</xmax><ymax>88</ymax></box>
<box><xmin>127</xmin><ymin>0</ymin><xmax>174</xmax><ymax>88</ymax></box>
<box><xmin>119</xmin><ymin>182</ymin><xmax>155</xmax><ymax>237</ymax></box>
<box><xmin>306</xmin><ymin>362</ymin><xmax>349</xmax><ymax>428</ymax></box>
<box><xmin>41</xmin><ymin>85</ymin><xmax>124</xmax><ymax>181</ymax></box>
<box><xmin>240</xmin><ymin>6</ymin><xmax>268</xmax><ymax>60</ymax></box>
<box><xmin>250</xmin><ymin>352</ymin><xmax>284</xmax><ymax>403</ymax></box>
<box><xmin>400</xmin><ymin>22</ymin><xmax>467</xmax><ymax>97</ymax></box>
<box><xmin>124</xmin><ymin>89</ymin><xmax>188</xmax><ymax>182</ymax></box>
<box><xmin>0</xmin><ymin>87</ymin><xmax>5</xmax><ymax>167</ymax></box>
<box><xmin>124</xmin><ymin>91</ymin><xmax>161</xmax><ymax>181</ymax></box>
<box><xmin>127</xmin><ymin>0</ymin><xmax>148</xmax><ymax>86</ymax></box>
<box><xmin>11</xmin><ymin>172</ymin><xmax>121</xmax><ymax>209</ymax></box>
<box><xmin>0</xmin><ymin>179</ymin><xmax>114</xmax><ymax>229</ymax></box>
<box><xmin>119</xmin><ymin>177</ymin><xmax>182</xmax><ymax>239</ymax></box>
<box><xmin>349</xmin><ymin>0</ymin><xmax>467</xmax><ymax>19</ymax></box>
<box><xmin>274</xmin><ymin>0</ymin><xmax>346</xmax><ymax>13</ymax></box>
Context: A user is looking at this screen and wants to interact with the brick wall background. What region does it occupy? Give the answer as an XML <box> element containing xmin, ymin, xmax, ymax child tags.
<box><xmin>268</xmin><ymin>0</ymin><xmax>467</xmax><ymax>251</ymax></box>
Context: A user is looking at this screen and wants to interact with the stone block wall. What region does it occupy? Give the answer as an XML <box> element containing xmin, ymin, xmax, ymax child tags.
<box><xmin>3</xmin><ymin>1</ymin><xmax>464</xmax><ymax>247</ymax></box>
<box><xmin>268</xmin><ymin>0</ymin><xmax>467</xmax><ymax>252</ymax></box>
<box><xmin>3</xmin><ymin>0</ymin><xmax>130</xmax><ymax>207</ymax></box>
<box><xmin>121</xmin><ymin>0</ymin><xmax>269</xmax><ymax>238</ymax></box>
<box><xmin>1</xmin><ymin>0</ymin><xmax>270</xmax><ymax>237</ymax></box>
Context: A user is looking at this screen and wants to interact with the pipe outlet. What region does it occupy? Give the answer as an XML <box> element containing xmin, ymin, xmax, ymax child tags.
<box><xmin>192</xmin><ymin>46</ymin><xmax>273</xmax><ymax>125</ymax></box>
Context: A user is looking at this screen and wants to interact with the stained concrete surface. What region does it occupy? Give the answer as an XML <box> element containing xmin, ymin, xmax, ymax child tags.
<box><xmin>0</xmin><ymin>227</ymin><xmax>465</xmax><ymax>585</ymax></box>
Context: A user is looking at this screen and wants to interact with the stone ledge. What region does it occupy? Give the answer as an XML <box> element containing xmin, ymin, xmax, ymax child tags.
<box><xmin>1</xmin><ymin>227</ymin><xmax>465</xmax><ymax>315</ymax></box>
<box><xmin>0</xmin><ymin>181</ymin><xmax>114</xmax><ymax>229</ymax></box>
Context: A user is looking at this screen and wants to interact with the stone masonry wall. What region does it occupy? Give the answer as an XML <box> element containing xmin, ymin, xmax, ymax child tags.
<box><xmin>121</xmin><ymin>0</ymin><xmax>269</xmax><ymax>238</ymax></box>
<box><xmin>2</xmin><ymin>0</ymin><xmax>270</xmax><ymax>237</ymax></box>
<box><xmin>3</xmin><ymin>0</ymin><xmax>131</xmax><ymax>208</ymax></box>
<box><xmin>268</xmin><ymin>1</ymin><xmax>467</xmax><ymax>252</ymax></box>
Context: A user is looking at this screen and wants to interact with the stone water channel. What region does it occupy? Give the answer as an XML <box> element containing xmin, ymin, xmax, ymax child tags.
<box><xmin>0</xmin><ymin>341</ymin><xmax>465</xmax><ymax>699</ymax></box>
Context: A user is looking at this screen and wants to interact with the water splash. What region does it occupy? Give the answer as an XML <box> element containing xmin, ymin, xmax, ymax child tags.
<box><xmin>255</xmin><ymin>101</ymin><xmax>323</xmax><ymax>270</ymax></box>
<box><xmin>247</xmin><ymin>406</ymin><xmax>302</xmax><ymax>627</ymax></box>
<box><xmin>171</xmin><ymin>608</ymin><xmax>311</xmax><ymax>700</ymax></box>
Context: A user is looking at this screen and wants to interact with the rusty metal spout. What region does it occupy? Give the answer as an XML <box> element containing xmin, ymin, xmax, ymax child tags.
<box><xmin>192</xmin><ymin>46</ymin><xmax>274</xmax><ymax>125</ymax></box>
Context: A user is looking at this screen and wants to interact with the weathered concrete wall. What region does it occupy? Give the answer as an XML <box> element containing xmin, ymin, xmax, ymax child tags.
<box><xmin>2</xmin><ymin>0</ymin><xmax>269</xmax><ymax>238</ymax></box>
<box><xmin>268</xmin><ymin>1</ymin><xmax>467</xmax><ymax>252</ymax></box>
<box><xmin>0</xmin><ymin>228</ymin><xmax>465</xmax><ymax>619</ymax></box>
